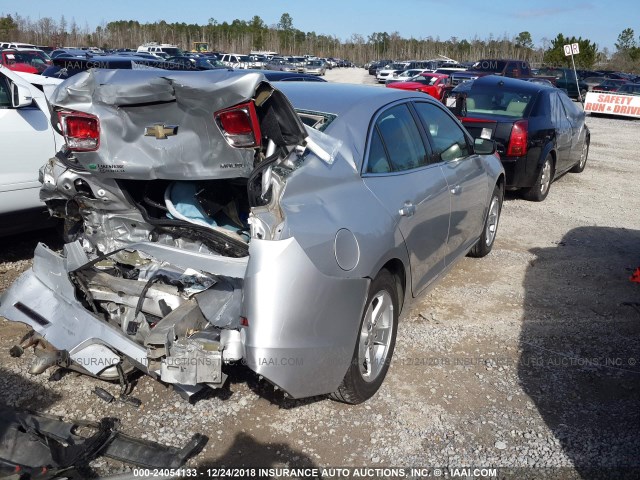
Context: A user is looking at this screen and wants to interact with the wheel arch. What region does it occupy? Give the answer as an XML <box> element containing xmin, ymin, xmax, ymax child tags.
<box><xmin>540</xmin><ymin>144</ymin><xmax>557</xmax><ymax>177</ymax></box>
<box><xmin>496</xmin><ymin>173</ymin><xmax>505</xmax><ymax>195</ymax></box>
<box><xmin>376</xmin><ymin>258</ymin><xmax>407</xmax><ymax>313</ymax></box>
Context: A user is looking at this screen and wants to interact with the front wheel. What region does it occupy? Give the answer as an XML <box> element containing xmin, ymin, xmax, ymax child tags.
<box><xmin>522</xmin><ymin>154</ymin><xmax>554</xmax><ymax>202</ymax></box>
<box><xmin>331</xmin><ymin>270</ymin><xmax>399</xmax><ymax>404</ymax></box>
<box><xmin>469</xmin><ymin>184</ymin><xmax>503</xmax><ymax>258</ymax></box>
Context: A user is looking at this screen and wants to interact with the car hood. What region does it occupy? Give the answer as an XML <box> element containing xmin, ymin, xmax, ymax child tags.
<box><xmin>48</xmin><ymin>69</ymin><xmax>307</xmax><ymax>180</ymax></box>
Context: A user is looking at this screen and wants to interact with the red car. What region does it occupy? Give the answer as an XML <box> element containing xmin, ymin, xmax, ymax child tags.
<box><xmin>0</xmin><ymin>49</ymin><xmax>52</xmax><ymax>74</ymax></box>
<box><xmin>386</xmin><ymin>73</ymin><xmax>450</xmax><ymax>101</ymax></box>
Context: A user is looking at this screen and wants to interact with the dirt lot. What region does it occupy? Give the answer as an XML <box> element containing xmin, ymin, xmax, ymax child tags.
<box><xmin>1</xmin><ymin>68</ymin><xmax>639</xmax><ymax>478</ymax></box>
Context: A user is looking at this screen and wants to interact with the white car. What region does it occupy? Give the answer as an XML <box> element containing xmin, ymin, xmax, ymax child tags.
<box><xmin>0</xmin><ymin>66</ymin><xmax>63</xmax><ymax>235</ymax></box>
<box><xmin>219</xmin><ymin>54</ymin><xmax>251</xmax><ymax>69</ymax></box>
<box><xmin>385</xmin><ymin>68</ymin><xmax>430</xmax><ymax>85</ymax></box>
<box><xmin>376</xmin><ymin>62</ymin><xmax>410</xmax><ymax>83</ymax></box>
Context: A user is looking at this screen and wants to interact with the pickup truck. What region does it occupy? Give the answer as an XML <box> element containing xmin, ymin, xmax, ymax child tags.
<box><xmin>0</xmin><ymin>66</ymin><xmax>63</xmax><ymax>236</ymax></box>
<box><xmin>449</xmin><ymin>59</ymin><xmax>554</xmax><ymax>88</ymax></box>
<box><xmin>536</xmin><ymin>67</ymin><xmax>588</xmax><ymax>99</ymax></box>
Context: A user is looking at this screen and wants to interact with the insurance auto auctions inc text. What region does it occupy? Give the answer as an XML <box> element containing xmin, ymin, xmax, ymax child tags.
<box><xmin>194</xmin><ymin>467</ymin><xmax>498</xmax><ymax>478</ymax></box>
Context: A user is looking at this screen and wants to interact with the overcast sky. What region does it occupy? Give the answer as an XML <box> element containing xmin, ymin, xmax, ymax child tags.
<box><xmin>3</xmin><ymin>0</ymin><xmax>635</xmax><ymax>50</ymax></box>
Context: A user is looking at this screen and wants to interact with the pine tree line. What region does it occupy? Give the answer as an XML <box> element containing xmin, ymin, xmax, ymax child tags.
<box><xmin>2</xmin><ymin>12</ymin><xmax>637</xmax><ymax>71</ymax></box>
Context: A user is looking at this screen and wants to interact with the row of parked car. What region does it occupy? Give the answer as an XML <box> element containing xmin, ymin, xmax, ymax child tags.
<box><xmin>0</xmin><ymin>42</ymin><xmax>353</xmax><ymax>79</ymax></box>
<box><xmin>377</xmin><ymin>58</ymin><xmax>593</xmax><ymax>203</ymax></box>
<box><xmin>370</xmin><ymin>58</ymin><xmax>640</xmax><ymax>100</ymax></box>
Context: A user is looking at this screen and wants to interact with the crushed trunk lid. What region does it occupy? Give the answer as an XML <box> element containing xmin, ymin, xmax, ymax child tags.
<box><xmin>48</xmin><ymin>69</ymin><xmax>308</xmax><ymax>180</ymax></box>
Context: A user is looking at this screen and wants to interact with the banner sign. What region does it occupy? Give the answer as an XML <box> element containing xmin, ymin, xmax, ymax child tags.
<box><xmin>584</xmin><ymin>91</ymin><xmax>640</xmax><ymax>118</ymax></box>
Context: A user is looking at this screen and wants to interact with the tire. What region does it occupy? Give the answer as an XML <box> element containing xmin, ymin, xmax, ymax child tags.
<box><xmin>469</xmin><ymin>184</ymin><xmax>503</xmax><ymax>258</ymax></box>
<box><xmin>570</xmin><ymin>139</ymin><xmax>589</xmax><ymax>173</ymax></box>
<box><xmin>521</xmin><ymin>154</ymin><xmax>554</xmax><ymax>202</ymax></box>
<box><xmin>331</xmin><ymin>269</ymin><xmax>399</xmax><ymax>404</ymax></box>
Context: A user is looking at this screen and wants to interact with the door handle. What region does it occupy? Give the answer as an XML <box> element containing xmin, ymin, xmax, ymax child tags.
<box><xmin>450</xmin><ymin>185</ymin><xmax>462</xmax><ymax>195</ymax></box>
<box><xmin>399</xmin><ymin>201</ymin><xmax>416</xmax><ymax>217</ymax></box>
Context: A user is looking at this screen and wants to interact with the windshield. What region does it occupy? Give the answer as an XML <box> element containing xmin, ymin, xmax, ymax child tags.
<box><xmin>2</xmin><ymin>51</ymin><xmax>50</xmax><ymax>71</ymax></box>
<box><xmin>161</xmin><ymin>48</ymin><xmax>183</xmax><ymax>56</ymax></box>
<box><xmin>465</xmin><ymin>88</ymin><xmax>535</xmax><ymax>117</ymax></box>
<box><xmin>203</xmin><ymin>58</ymin><xmax>225</xmax><ymax>68</ymax></box>
<box><xmin>412</xmin><ymin>75</ymin><xmax>440</xmax><ymax>86</ymax></box>
<box><xmin>307</xmin><ymin>61</ymin><xmax>323</xmax><ymax>67</ymax></box>
<box><xmin>538</xmin><ymin>68</ymin><xmax>576</xmax><ymax>81</ymax></box>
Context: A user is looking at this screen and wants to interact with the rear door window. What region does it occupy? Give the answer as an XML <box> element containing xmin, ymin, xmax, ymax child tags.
<box><xmin>550</xmin><ymin>92</ymin><xmax>568</xmax><ymax>127</ymax></box>
<box><xmin>366</xmin><ymin>103</ymin><xmax>430</xmax><ymax>173</ymax></box>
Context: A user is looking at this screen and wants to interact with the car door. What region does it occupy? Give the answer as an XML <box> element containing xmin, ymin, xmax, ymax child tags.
<box><xmin>549</xmin><ymin>92</ymin><xmax>573</xmax><ymax>172</ymax></box>
<box><xmin>412</xmin><ymin>101</ymin><xmax>488</xmax><ymax>263</ymax></box>
<box><xmin>361</xmin><ymin>102</ymin><xmax>450</xmax><ymax>296</ymax></box>
<box><xmin>0</xmin><ymin>72</ymin><xmax>58</xmax><ymax>215</ymax></box>
<box><xmin>558</xmin><ymin>92</ymin><xmax>587</xmax><ymax>167</ymax></box>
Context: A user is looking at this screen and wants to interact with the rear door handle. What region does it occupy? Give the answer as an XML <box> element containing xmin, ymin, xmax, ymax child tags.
<box><xmin>450</xmin><ymin>185</ymin><xmax>462</xmax><ymax>195</ymax></box>
<box><xmin>399</xmin><ymin>201</ymin><xmax>416</xmax><ymax>217</ymax></box>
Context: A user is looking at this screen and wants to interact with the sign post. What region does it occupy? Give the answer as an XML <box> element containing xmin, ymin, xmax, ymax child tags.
<box><xmin>564</xmin><ymin>43</ymin><xmax>583</xmax><ymax>103</ymax></box>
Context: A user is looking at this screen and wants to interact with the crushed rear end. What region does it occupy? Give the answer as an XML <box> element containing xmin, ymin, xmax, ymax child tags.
<box><xmin>0</xmin><ymin>69</ymin><xmax>364</xmax><ymax>400</ymax></box>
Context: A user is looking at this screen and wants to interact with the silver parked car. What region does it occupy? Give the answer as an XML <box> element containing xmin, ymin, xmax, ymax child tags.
<box><xmin>0</xmin><ymin>70</ymin><xmax>504</xmax><ymax>404</ymax></box>
<box><xmin>263</xmin><ymin>57</ymin><xmax>296</xmax><ymax>72</ymax></box>
<box><xmin>303</xmin><ymin>60</ymin><xmax>326</xmax><ymax>76</ymax></box>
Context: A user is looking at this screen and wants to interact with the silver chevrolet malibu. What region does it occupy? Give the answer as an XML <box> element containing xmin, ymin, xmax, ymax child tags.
<box><xmin>0</xmin><ymin>70</ymin><xmax>504</xmax><ymax>404</ymax></box>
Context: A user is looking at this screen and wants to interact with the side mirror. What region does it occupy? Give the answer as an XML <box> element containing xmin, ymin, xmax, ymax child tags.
<box><xmin>11</xmin><ymin>82</ymin><xmax>33</xmax><ymax>108</ymax></box>
<box><xmin>474</xmin><ymin>137</ymin><xmax>497</xmax><ymax>155</ymax></box>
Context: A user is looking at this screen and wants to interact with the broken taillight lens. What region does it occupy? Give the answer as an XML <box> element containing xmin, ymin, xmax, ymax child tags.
<box><xmin>506</xmin><ymin>119</ymin><xmax>528</xmax><ymax>157</ymax></box>
<box><xmin>214</xmin><ymin>101</ymin><xmax>261</xmax><ymax>148</ymax></box>
<box><xmin>58</xmin><ymin>111</ymin><xmax>100</xmax><ymax>151</ymax></box>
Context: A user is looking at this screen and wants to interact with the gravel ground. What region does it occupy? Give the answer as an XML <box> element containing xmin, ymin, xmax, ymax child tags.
<box><xmin>0</xmin><ymin>68</ymin><xmax>639</xmax><ymax>479</ymax></box>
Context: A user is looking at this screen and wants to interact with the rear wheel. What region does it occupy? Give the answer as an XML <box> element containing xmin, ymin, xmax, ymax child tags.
<box><xmin>469</xmin><ymin>184</ymin><xmax>503</xmax><ymax>258</ymax></box>
<box><xmin>522</xmin><ymin>154</ymin><xmax>553</xmax><ymax>202</ymax></box>
<box><xmin>570</xmin><ymin>140</ymin><xmax>589</xmax><ymax>173</ymax></box>
<box><xmin>331</xmin><ymin>270</ymin><xmax>399</xmax><ymax>404</ymax></box>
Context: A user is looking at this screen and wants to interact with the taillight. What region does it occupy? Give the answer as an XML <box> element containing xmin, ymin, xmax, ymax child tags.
<box><xmin>214</xmin><ymin>101</ymin><xmax>261</xmax><ymax>148</ymax></box>
<box><xmin>506</xmin><ymin>119</ymin><xmax>528</xmax><ymax>157</ymax></box>
<box><xmin>58</xmin><ymin>111</ymin><xmax>100</xmax><ymax>151</ymax></box>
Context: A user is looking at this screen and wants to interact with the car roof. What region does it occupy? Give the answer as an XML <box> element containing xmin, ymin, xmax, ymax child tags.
<box><xmin>277</xmin><ymin>81</ymin><xmax>423</xmax><ymax>118</ymax></box>
<box><xmin>277</xmin><ymin>82</ymin><xmax>437</xmax><ymax>167</ymax></box>
<box><xmin>256</xmin><ymin>69</ymin><xmax>327</xmax><ymax>82</ymax></box>
<box><xmin>420</xmin><ymin>72</ymin><xmax>449</xmax><ymax>78</ymax></box>
<box><xmin>1</xmin><ymin>48</ymin><xmax>45</xmax><ymax>54</ymax></box>
<box><xmin>458</xmin><ymin>75</ymin><xmax>555</xmax><ymax>94</ymax></box>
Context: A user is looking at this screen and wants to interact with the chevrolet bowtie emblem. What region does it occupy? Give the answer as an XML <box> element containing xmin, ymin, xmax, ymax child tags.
<box><xmin>144</xmin><ymin>124</ymin><xmax>178</xmax><ymax>139</ymax></box>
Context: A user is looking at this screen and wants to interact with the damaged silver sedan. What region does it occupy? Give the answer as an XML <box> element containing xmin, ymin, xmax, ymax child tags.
<box><xmin>0</xmin><ymin>70</ymin><xmax>504</xmax><ymax>404</ymax></box>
